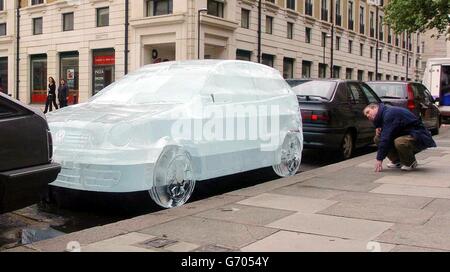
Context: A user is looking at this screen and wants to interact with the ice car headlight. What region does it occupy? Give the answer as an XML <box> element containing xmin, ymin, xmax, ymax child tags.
<box><xmin>108</xmin><ymin>123</ymin><xmax>132</xmax><ymax>147</ymax></box>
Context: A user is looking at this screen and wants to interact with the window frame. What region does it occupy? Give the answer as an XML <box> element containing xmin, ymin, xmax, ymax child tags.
<box><xmin>96</xmin><ymin>7</ymin><xmax>110</xmax><ymax>28</ymax></box>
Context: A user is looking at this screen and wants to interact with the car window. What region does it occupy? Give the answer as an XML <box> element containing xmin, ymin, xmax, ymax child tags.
<box><xmin>410</xmin><ymin>84</ymin><xmax>423</xmax><ymax>100</ymax></box>
<box><xmin>348</xmin><ymin>83</ymin><xmax>368</xmax><ymax>104</ymax></box>
<box><xmin>366</xmin><ymin>83</ymin><xmax>406</xmax><ymax>99</ymax></box>
<box><xmin>415</xmin><ymin>83</ymin><xmax>432</xmax><ymax>104</ymax></box>
<box><xmin>0</xmin><ymin>97</ymin><xmax>21</xmax><ymax>118</ymax></box>
<box><xmin>291</xmin><ymin>81</ymin><xmax>336</xmax><ymax>100</ymax></box>
<box><xmin>360</xmin><ymin>83</ymin><xmax>380</xmax><ymax>104</ymax></box>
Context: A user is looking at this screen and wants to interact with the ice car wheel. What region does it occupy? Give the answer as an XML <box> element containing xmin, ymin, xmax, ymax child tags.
<box><xmin>272</xmin><ymin>133</ymin><xmax>302</xmax><ymax>177</ymax></box>
<box><xmin>149</xmin><ymin>146</ymin><xmax>196</xmax><ymax>208</ymax></box>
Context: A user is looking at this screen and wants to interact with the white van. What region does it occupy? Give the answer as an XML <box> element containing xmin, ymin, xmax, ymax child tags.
<box><xmin>422</xmin><ymin>58</ymin><xmax>450</xmax><ymax>123</ymax></box>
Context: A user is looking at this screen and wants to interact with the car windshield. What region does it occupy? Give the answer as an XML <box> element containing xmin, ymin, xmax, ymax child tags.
<box><xmin>90</xmin><ymin>63</ymin><xmax>210</xmax><ymax>105</ymax></box>
<box><xmin>367</xmin><ymin>83</ymin><xmax>406</xmax><ymax>99</ymax></box>
<box><xmin>291</xmin><ymin>81</ymin><xmax>336</xmax><ymax>100</ymax></box>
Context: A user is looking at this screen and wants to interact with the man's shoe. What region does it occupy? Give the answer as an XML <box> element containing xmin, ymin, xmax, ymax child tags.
<box><xmin>401</xmin><ymin>161</ymin><xmax>418</xmax><ymax>171</ymax></box>
<box><xmin>387</xmin><ymin>161</ymin><xmax>402</xmax><ymax>168</ymax></box>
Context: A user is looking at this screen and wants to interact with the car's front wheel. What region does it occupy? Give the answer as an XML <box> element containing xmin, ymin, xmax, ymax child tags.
<box><xmin>149</xmin><ymin>146</ymin><xmax>196</xmax><ymax>208</ymax></box>
<box><xmin>340</xmin><ymin>131</ymin><xmax>354</xmax><ymax>160</ymax></box>
<box><xmin>272</xmin><ymin>133</ymin><xmax>302</xmax><ymax>177</ymax></box>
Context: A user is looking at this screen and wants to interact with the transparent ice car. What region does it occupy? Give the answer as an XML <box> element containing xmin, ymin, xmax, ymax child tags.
<box><xmin>47</xmin><ymin>60</ymin><xmax>303</xmax><ymax>208</ymax></box>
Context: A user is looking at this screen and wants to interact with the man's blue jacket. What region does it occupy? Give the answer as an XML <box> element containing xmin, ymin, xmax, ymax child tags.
<box><xmin>373</xmin><ymin>103</ymin><xmax>437</xmax><ymax>161</ymax></box>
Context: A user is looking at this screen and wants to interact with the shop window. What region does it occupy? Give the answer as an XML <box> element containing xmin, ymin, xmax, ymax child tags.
<box><xmin>30</xmin><ymin>55</ymin><xmax>47</xmax><ymax>104</ymax></box>
<box><xmin>60</xmin><ymin>52</ymin><xmax>79</xmax><ymax>105</ymax></box>
<box><xmin>302</xmin><ymin>61</ymin><xmax>311</xmax><ymax>78</ymax></box>
<box><xmin>283</xmin><ymin>58</ymin><xmax>294</xmax><ymax>79</ymax></box>
<box><xmin>93</xmin><ymin>49</ymin><xmax>115</xmax><ymax>96</ymax></box>
<box><xmin>236</xmin><ymin>49</ymin><xmax>251</xmax><ymax>61</ymax></box>
<box><xmin>262</xmin><ymin>54</ymin><xmax>274</xmax><ymax>67</ymax></box>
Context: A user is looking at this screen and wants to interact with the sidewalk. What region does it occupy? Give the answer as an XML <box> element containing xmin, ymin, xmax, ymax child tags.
<box><xmin>6</xmin><ymin>131</ymin><xmax>450</xmax><ymax>252</ymax></box>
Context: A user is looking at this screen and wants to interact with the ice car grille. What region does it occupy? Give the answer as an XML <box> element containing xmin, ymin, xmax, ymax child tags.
<box><xmin>57</xmin><ymin>163</ymin><xmax>121</xmax><ymax>188</ymax></box>
<box><xmin>63</xmin><ymin>133</ymin><xmax>91</xmax><ymax>148</ymax></box>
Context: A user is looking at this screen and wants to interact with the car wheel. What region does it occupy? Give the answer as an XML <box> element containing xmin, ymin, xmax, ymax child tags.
<box><xmin>431</xmin><ymin>118</ymin><xmax>440</xmax><ymax>136</ymax></box>
<box><xmin>340</xmin><ymin>132</ymin><xmax>354</xmax><ymax>160</ymax></box>
<box><xmin>272</xmin><ymin>133</ymin><xmax>302</xmax><ymax>177</ymax></box>
<box><xmin>149</xmin><ymin>146</ymin><xmax>196</xmax><ymax>209</ymax></box>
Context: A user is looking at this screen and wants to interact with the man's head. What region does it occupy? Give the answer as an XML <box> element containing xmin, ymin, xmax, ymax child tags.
<box><xmin>363</xmin><ymin>103</ymin><xmax>379</xmax><ymax>121</ymax></box>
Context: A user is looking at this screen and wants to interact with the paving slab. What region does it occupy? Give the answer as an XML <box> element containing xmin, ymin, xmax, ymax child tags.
<box><xmin>237</xmin><ymin>193</ymin><xmax>337</xmax><ymax>213</ymax></box>
<box><xmin>376</xmin><ymin>224</ymin><xmax>450</xmax><ymax>251</ymax></box>
<box><xmin>422</xmin><ymin>199</ymin><xmax>450</xmax><ymax>214</ymax></box>
<box><xmin>374</xmin><ymin>175</ymin><xmax>450</xmax><ymax>188</ymax></box>
<box><xmin>299</xmin><ymin>176</ymin><xmax>382</xmax><ymax>192</ymax></box>
<box><xmin>139</xmin><ymin>216</ymin><xmax>277</xmax><ymax>249</ymax></box>
<box><xmin>319</xmin><ymin>202</ymin><xmax>435</xmax><ymax>225</ymax></box>
<box><xmin>271</xmin><ymin>185</ymin><xmax>345</xmax><ymax>199</ymax></box>
<box><xmin>390</xmin><ymin>245</ymin><xmax>446</xmax><ymax>252</ymax></box>
<box><xmin>241</xmin><ymin>231</ymin><xmax>395</xmax><ymax>252</ymax></box>
<box><xmin>165</xmin><ymin>241</ymin><xmax>200</xmax><ymax>252</ymax></box>
<box><xmin>82</xmin><ymin>232</ymin><xmax>156</xmax><ymax>252</ymax></box>
<box><xmin>371</xmin><ymin>184</ymin><xmax>450</xmax><ymax>199</ymax></box>
<box><xmin>329</xmin><ymin>192</ymin><xmax>432</xmax><ymax>209</ymax></box>
<box><xmin>194</xmin><ymin>204</ymin><xmax>294</xmax><ymax>226</ymax></box>
<box><xmin>423</xmin><ymin>212</ymin><xmax>450</xmax><ymax>228</ymax></box>
<box><xmin>267</xmin><ymin>212</ymin><xmax>393</xmax><ymax>241</ymax></box>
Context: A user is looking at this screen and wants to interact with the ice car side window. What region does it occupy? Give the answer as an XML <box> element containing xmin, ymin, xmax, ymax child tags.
<box><xmin>251</xmin><ymin>65</ymin><xmax>290</xmax><ymax>97</ymax></box>
<box><xmin>90</xmin><ymin>64</ymin><xmax>210</xmax><ymax>104</ymax></box>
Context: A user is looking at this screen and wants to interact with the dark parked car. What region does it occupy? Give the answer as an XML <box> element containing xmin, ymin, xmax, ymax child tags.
<box><xmin>0</xmin><ymin>93</ymin><xmax>61</xmax><ymax>214</ymax></box>
<box><xmin>287</xmin><ymin>79</ymin><xmax>381</xmax><ymax>159</ymax></box>
<box><xmin>366</xmin><ymin>81</ymin><xmax>441</xmax><ymax>135</ymax></box>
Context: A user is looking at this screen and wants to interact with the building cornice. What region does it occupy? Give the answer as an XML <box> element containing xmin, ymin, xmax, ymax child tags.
<box><xmin>130</xmin><ymin>14</ymin><xmax>187</xmax><ymax>28</ymax></box>
<box><xmin>201</xmin><ymin>15</ymin><xmax>239</xmax><ymax>31</ymax></box>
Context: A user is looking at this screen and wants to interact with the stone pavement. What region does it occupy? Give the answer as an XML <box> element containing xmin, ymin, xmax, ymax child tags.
<box><xmin>5</xmin><ymin>130</ymin><xmax>450</xmax><ymax>252</ymax></box>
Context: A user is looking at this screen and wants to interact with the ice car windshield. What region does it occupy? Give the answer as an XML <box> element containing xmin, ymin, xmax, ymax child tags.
<box><xmin>90</xmin><ymin>63</ymin><xmax>210</xmax><ymax>105</ymax></box>
<box><xmin>291</xmin><ymin>81</ymin><xmax>336</xmax><ymax>100</ymax></box>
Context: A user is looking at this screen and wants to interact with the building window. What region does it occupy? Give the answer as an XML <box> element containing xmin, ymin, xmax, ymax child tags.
<box><xmin>378</xmin><ymin>49</ymin><xmax>382</xmax><ymax>61</ymax></box>
<box><xmin>346</xmin><ymin>68</ymin><xmax>353</xmax><ymax>79</ymax></box>
<box><xmin>368</xmin><ymin>71</ymin><xmax>374</xmax><ymax>81</ymax></box>
<box><xmin>322</xmin><ymin>32</ymin><xmax>327</xmax><ymax>47</ymax></box>
<box><xmin>63</xmin><ymin>12</ymin><xmax>74</xmax><ymax>31</ymax></box>
<box><xmin>236</xmin><ymin>49</ymin><xmax>251</xmax><ymax>61</ymax></box>
<box><xmin>395</xmin><ymin>54</ymin><xmax>398</xmax><ymax>64</ymax></box>
<box><xmin>305</xmin><ymin>0</ymin><xmax>313</xmax><ymax>16</ymax></box>
<box><xmin>379</xmin><ymin>16</ymin><xmax>384</xmax><ymax>41</ymax></box>
<box><xmin>30</xmin><ymin>54</ymin><xmax>47</xmax><ymax>104</ymax></box>
<box><xmin>348</xmin><ymin>40</ymin><xmax>353</xmax><ymax>54</ymax></box>
<box><xmin>241</xmin><ymin>9</ymin><xmax>250</xmax><ymax>29</ymax></box>
<box><xmin>302</xmin><ymin>61</ymin><xmax>311</xmax><ymax>78</ymax></box>
<box><xmin>370</xmin><ymin>46</ymin><xmax>373</xmax><ymax>59</ymax></box>
<box><xmin>287</xmin><ymin>22</ymin><xmax>293</xmax><ymax>39</ymax></box>
<box><xmin>319</xmin><ymin>63</ymin><xmax>327</xmax><ymax>78</ymax></box>
<box><xmin>387</xmin><ymin>51</ymin><xmax>391</xmax><ymax>63</ymax></box>
<box><xmin>96</xmin><ymin>7</ymin><xmax>109</xmax><ymax>27</ymax></box>
<box><xmin>262</xmin><ymin>54</ymin><xmax>274</xmax><ymax>67</ymax></box>
<box><xmin>265</xmin><ymin>16</ymin><xmax>273</xmax><ymax>34</ymax></box>
<box><xmin>336</xmin><ymin>36</ymin><xmax>340</xmax><ymax>50</ymax></box>
<box><xmin>386</xmin><ymin>74</ymin><xmax>391</xmax><ymax>80</ymax></box>
<box><xmin>0</xmin><ymin>57</ymin><xmax>7</xmax><ymax>94</ymax></box>
<box><xmin>360</xmin><ymin>43</ymin><xmax>363</xmax><ymax>56</ymax></box>
<box><xmin>146</xmin><ymin>0</ymin><xmax>173</xmax><ymax>16</ymax></box>
<box><xmin>402</xmin><ymin>55</ymin><xmax>405</xmax><ymax>66</ymax></box>
<box><xmin>335</xmin><ymin>0</ymin><xmax>341</xmax><ymax>26</ymax></box>
<box><xmin>0</xmin><ymin>23</ymin><xmax>6</xmax><ymax>36</ymax></box>
<box><xmin>357</xmin><ymin>70</ymin><xmax>364</xmax><ymax>81</ymax></box>
<box><xmin>31</xmin><ymin>0</ymin><xmax>44</xmax><ymax>5</ymax></box>
<box><xmin>333</xmin><ymin>66</ymin><xmax>340</xmax><ymax>79</ymax></box>
<box><xmin>93</xmin><ymin>49</ymin><xmax>115</xmax><ymax>95</ymax></box>
<box><xmin>0</xmin><ymin>0</ymin><xmax>4</xmax><ymax>11</ymax></box>
<box><xmin>283</xmin><ymin>58</ymin><xmax>294</xmax><ymax>79</ymax></box>
<box><xmin>208</xmin><ymin>0</ymin><xmax>224</xmax><ymax>18</ymax></box>
<box><xmin>33</xmin><ymin>17</ymin><xmax>43</xmax><ymax>35</ymax></box>
<box><xmin>287</xmin><ymin>0</ymin><xmax>295</xmax><ymax>10</ymax></box>
<box><xmin>321</xmin><ymin>0</ymin><xmax>328</xmax><ymax>21</ymax></box>
<box><xmin>370</xmin><ymin>11</ymin><xmax>374</xmax><ymax>37</ymax></box>
<box><xmin>305</xmin><ymin>27</ymin><xmax>311</xmax><ymax>43</ymax></box>
<box><xmin>359</xmin><ymin>6</ymin><xmax>364</xmax><ymax>34</ymax></box>
<box><xmin>60</xmin><ymin>52</ymin><xmax>79</xmax><ymax>105</ymax></box>
<box><xmin>348</xmin><ymin>1</ymin><xmax>353</xmax><ymax>30</ymax></box>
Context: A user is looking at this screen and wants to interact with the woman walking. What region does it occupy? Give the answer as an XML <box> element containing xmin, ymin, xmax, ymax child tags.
<box><xmin>44</xmin><ymin>77</ymin><xmax>58</xmax><ymax>113</ymax></box>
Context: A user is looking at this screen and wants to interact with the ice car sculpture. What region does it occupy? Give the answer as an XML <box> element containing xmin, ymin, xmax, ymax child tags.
<box><xmin>47</xmin><ymin>60</ymin><xmax>303</xmax><ymax>208</ymax></box>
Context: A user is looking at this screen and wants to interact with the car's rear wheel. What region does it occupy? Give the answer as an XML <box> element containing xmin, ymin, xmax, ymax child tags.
<box><xmin>431</xmin><ymin>117</ymin><xmax>440</xmax><ymax>135</ymax></box>
<box><xmin>149</xmin><ymin>146</ymin><xmax>196</xmax><ymax>209</ymax></box>
<box><xmin>340</xmin><ymin>132</ymin><xmax>354</xmax><ymax>160</ymax></box>
<box><xmin>272</xmin><ymin>133</ymin><xmax>302</xmax><ymax>177</ymax></box>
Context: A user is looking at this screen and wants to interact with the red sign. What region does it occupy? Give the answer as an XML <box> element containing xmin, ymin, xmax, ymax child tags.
<box><xmin>94</xmin><ymin>55</ymin><xmax>115</xmax><ymax>66</ymax></box>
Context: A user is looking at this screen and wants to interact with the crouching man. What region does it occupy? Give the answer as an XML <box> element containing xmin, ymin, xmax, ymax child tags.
<box><xmin>363</xmin><ymin>103</ymin><xmax>436</xmax><ymax>172</ymax></box>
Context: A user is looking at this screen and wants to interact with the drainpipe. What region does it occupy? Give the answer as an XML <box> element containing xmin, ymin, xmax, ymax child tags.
<box><xmin>257</xmin><ymin>0</ymin><xmax>261</xmax><ymax>63</ymax></box>
<box><xmin>16</xmin><ymin>1</ymin><xmax>21</xmax><ymax>100</ymax></box>
<box><xmin>124</xmin><ymin>0</ymin><xmax>129</xmax><ymax>75</ymax></box>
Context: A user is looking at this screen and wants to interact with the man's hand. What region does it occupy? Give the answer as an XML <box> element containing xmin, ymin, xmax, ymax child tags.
<box><xmin>375</xmin><ymin>160</ymin><xmax>383</xmax><ymax>172</ymax></box>
<box><xmin>376</xmin><ymin>128</ymin><xmax>381</xmax><ymax>137</ymax></box>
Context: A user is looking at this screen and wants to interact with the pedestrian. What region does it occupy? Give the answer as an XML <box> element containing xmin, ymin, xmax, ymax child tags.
<box><xmin>58</xmin><ymin>79</ymin><xmax>69</xmax><ymax>108</ymax></box>
<box><xmin>363</xmin><ymin>103</ymin><xmax>436</xmax><ymax>172</ymax></box>
<box><xmin>44</xmin><ymin>77</ymin><xmax>58</xmax><ymax>114</ymax></box>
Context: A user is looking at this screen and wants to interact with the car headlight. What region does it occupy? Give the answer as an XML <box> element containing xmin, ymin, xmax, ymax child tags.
<box><xmin>108</xmin><ymin>123</ymin><xmax>132</xmax><ymax>147</ymax></box>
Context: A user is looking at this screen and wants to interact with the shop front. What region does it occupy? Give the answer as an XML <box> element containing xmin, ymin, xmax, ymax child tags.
<box><xmin>60</xmin><ymin>52</ymin><xmax>79</xmax><ymax>104</ymax></box>
<box><xmin>30</xmin><ymin>54</ymin><xmax>47</xmax><ymax>104</ymax></box>
<box><xmin>0</xmin><ymin>57</ymin><xmax>7</xmax><ymax>94</ymax></box>
<box><xmin>93</xmin><ymin>49</ymin><xmax>115</xmax><ymax>96</ymax></box>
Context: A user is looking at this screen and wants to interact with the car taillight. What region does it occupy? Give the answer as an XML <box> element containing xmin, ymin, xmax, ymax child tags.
<box><xmin>407</xmin><ymin>84</ymin><xmax>415</xmax><ymax>111</ymax></box>
<box><xmin>47</xmin><ymin>130</ymin><xmax>53</xmax><ymax>161</ymax></box>
<box><xmin>301</xmin><ymin>110</ymin><xmax>330</xmax><ymax>123</ymax></box>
